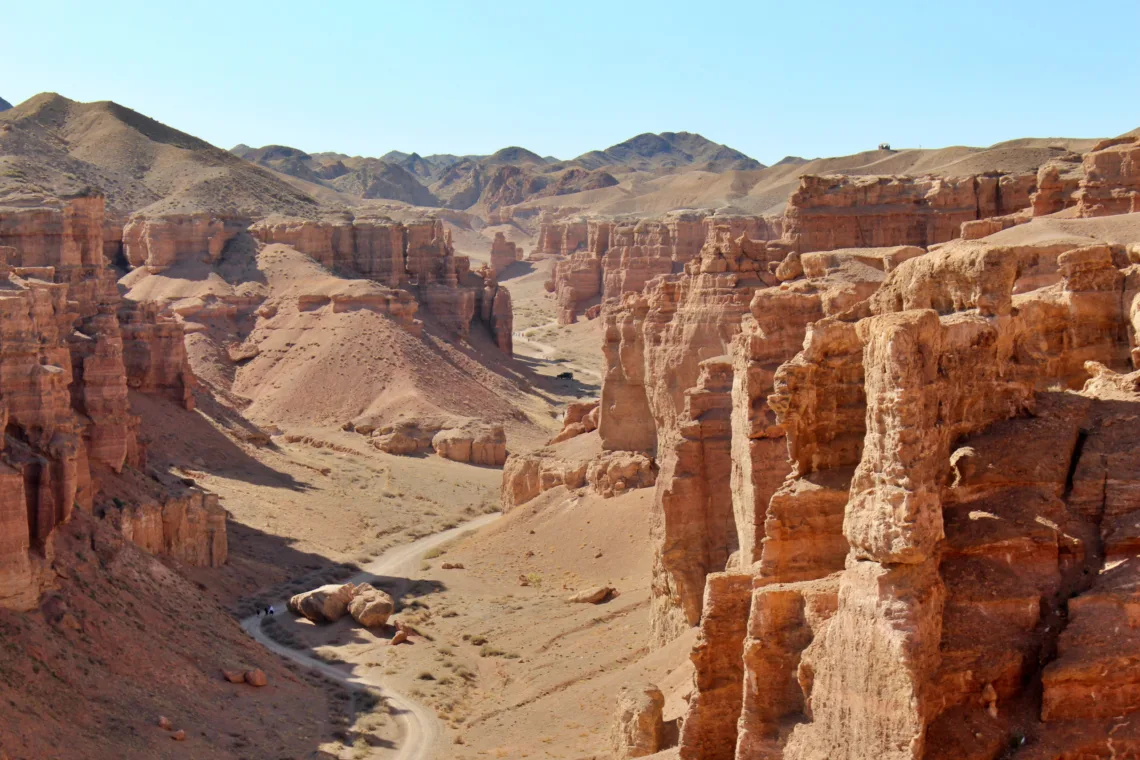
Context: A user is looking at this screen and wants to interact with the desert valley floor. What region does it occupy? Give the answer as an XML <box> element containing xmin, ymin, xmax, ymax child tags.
<box><xmin>1</xmin><ymin>91</ymin><xmax>1140</xmax><ymax>760</ymax></box>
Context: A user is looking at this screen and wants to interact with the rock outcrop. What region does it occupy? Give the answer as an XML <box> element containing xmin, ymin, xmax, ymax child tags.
<box><xmin>501</xmin><ymin>443</ymin><xmax>656</xmax><ymax>511</ymax></box>
<box><xmin>489</xmin><ymin>231</ymin><xmax>520</xmax><ymax>274</ymax></box>
<box><xmin>611</xmin><ymin>683</ymin><xmax>666</xmax><ymax>758</ymax></box>
<box><xmin>658</xmin><ymin>226</ymin><xmax>1140</xmax><ymax>759</ymax></box>
<box><xmin>123</xmin><ymin>213</ymin><xmax>246</xmax><ymax>272</ymax></box>
<box><xmin>784</xmin><ymin>172</ymin><xmax>1036</xmax><ymax>251</ymax></box>
<box><xmin>432</xmin><ymin>423</ymin><xmax>508</xmax><ymax>466</ymax></box>
<box><xmin>545</xmin><ymin>170</ymin><xmax>1045</xmax><ymax>325</ymax></box>
<box><xmin>1074</xmin><ymin>135</ymin><xmax>1140</xmax><ymax>217</ymax></box>
<box><xmin>252</xmin><ymin>214</ymin><xmax>513</xmax><ymax>350</ymax></box>
<box><xmin>0</xmin><ymin>196</ymin><xmax>221</xmax><ymax>611</ymax></box>
<box><xmin>548</xmin><ymin>399</ymin><xmax>600</xmax><ymax>444</ymax></box>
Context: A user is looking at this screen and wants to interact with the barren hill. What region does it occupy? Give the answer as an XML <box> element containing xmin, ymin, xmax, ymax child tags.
<box><xmin>574</xmin><ymin>130</ymin><xmax>762</xmax><ymax>173</ymax></box>
<box><xmin>0</xmin><ymin>93</ymin><xmax>320</xmax><ymax>216</ymax></box>
<box><xmin>518</xmin><ymin>137</ymin><xmax>1101</xmax><ymax>218</ymax></box>
<box><xmin>232</xmin><ymin>131</ymin><xmax>762</xmax><ymax>214</ymax></box>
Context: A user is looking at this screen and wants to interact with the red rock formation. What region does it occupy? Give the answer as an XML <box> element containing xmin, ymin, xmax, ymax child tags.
<box><xmin>1031</xmin><ymin>154</ymin><xmax>1085</xmax><ymax>216</ymax></box>
<box><xmin>252</xmin><ymin>213</ymin><xmax>405</xmax><ymax>286</ymax></box>
<box><xmin>662</xmin><ymin>229</ymin><xmax>1140</xmax><ymax>759</ymax></box>
<box><xmin>123</xmin><ymin>212</ymin><xmax>246</xmax><ymax>272</ymax></box>
<box><xmin>489</xmin><ymin>231</ymin><xmax>519</xmax><ymax>274</ymax></box>
<box><xmin>1075</xmin><ymin>136</ymin><xmax>1140</xmax><ymax>217</ymax></box>
<box><xmin>253</xmin><ymin>215</ymin><xmax>512</xmax><ymax>350</ymax></box>
<box><xmin>501</xmin><ymin>444</ymin><xmax>656</xmax><ymax>511</ymax></box>
<box><xmin>477</xmin><ymin>268</ymin><xmax>513</xmax><ymax>354</ymax></box>
<box><xmin>0</xmin><ymin>198</ymin><xmax>222</xmax><ymax>611</ymax></box>
<box><xmin>119</xmin><ymin>301</ymin><xmax>197</xmax><ymax>409</ymax></box>
<box><xmin>785</xmin><ymin>172</ymin><xmax>1036</xmax><ymax>251</ymax></box>
<box><xmin>678</xmin><ymin>572</ymin><xmax>752</xmax><ymax>760</ymax></box>
<box><xmin>531</xmin><ymin>216</ymin><xmax>590</xmax><ymax>259</ymax></box>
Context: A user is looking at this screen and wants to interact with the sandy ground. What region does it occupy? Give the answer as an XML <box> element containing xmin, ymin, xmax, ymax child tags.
<box><xmin>254</xmin><ymin>485</ymin><xmax>692</xmax><ymax>760</ymax></box>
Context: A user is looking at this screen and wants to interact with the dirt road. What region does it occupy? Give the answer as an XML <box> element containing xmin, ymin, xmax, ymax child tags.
<box><xmin>242</xmin><ymin>513</ymin><xmax>501</xmax><ymax>760</ymax></box>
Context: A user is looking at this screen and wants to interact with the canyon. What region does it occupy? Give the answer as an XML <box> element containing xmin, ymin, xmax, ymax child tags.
<box><xmin>1</xmin><ymin>84</ymin><xmax>1139</xmax><ymax>760</ymax></box>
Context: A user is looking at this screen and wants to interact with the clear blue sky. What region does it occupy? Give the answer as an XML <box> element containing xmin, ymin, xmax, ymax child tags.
<box><xmin>5</xmin><ymin>0</ymin><xmax>1138</xmax><ymax>165</ymax></box>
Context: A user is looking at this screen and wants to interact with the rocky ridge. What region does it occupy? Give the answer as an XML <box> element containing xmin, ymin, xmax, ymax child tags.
<box><xmin>531</xmin><ymin>133</ymin><xmax>1140</xmax><ymax>759</ymax></box>
<box><xmin>0</xmin><ymin>194</ymin><xmax>223</xmax><ymax>611</ymax></box>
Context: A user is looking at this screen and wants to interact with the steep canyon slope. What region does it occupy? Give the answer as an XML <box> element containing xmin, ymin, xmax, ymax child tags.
<box><xmin>508</xmin><ymin>132</ymin><xmax>1140</xmax><ymax>760</ymax></box>
<box><xmin>2</xmin><ymin>87</ymin><xmax>1137</xmax><ymax>760</ymax></box>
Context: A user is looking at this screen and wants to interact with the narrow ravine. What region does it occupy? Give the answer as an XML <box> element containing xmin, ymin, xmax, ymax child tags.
<box><xmin>241</xmin><ymin>513</ymin><xmax>502</xmax><ymax>760</ymax></box>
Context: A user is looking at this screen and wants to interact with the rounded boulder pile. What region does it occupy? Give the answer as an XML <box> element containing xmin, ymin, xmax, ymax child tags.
<box><xmin>287</xmin><ymin>583</ymin><xmax>356</xmax><ymax>623</ymax></box>
<box><xmin>347</xmin><ymin>583</ymin><xmax>394</xmax><ymax>628</ymax></box>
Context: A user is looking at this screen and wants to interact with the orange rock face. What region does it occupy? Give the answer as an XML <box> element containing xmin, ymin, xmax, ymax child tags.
<box><xmin>785</xmin><ymin>172</ymin><xmax>1035</xmax><ymax>251</ymax></box>
<box><xmin>123</xmin><ymin>212</ymin><xmax>246</xmax><ymax>272</ymax></box>
<box><xmin>0</xmin><ymin>197</ymin><xmax>223</xmax><ymax>611</ymax></box>
<box><xmin>659</xmin><ymin>228</ymin><xmax>1140</xmax><ymax>759</ymax></box>
<box><xmin>1074</xmin><ymin>136</ymin><xmax>1140</xmax><ymax>217</ymax></box>
<box><xmin>489</xmin><ymin>231</ymin><xmax>520</xmax><ymax>275</ymax></box>
<box><xmin>252</xmin><ymin>215</ymin><xmax>512</xmax><ymax>351</ymax></box>
<box><xmin>574</xmin><ymin>145</ymin><xmax>1140</xmax><ymax>756</ymax></box>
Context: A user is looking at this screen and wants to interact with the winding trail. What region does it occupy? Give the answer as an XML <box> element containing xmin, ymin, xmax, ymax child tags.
<box><xmin>241</xmin><ymin>513</ymin><xmax>501</xmax><ymax>760</ymax></box>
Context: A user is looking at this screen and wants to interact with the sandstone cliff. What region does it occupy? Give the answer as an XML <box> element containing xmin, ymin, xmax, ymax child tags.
<box><xmin>665</xmin><ymin>226</ymin><xmax>1140</xmax><ymax>759</ymax></box>
<box><xmin>0</xmin><ymin>196</ymin><xmax>223</xmax><ymax>612</ymax></box>
<box><xmin>251</xmin><ymin>214</ymin><xmax>513</xmax><ymax>350</ymax></box>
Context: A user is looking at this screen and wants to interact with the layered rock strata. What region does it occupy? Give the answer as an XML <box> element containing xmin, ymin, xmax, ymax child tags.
<box><xmin>784</xmin><ymin>172</ymin><xmax>1036</xmax><ymax>251</ymax></box>
<box><xmin>123</xmin><ymin>213</ymin><xmax>247</xmax><ymax>272</ymax></box>
<box><xmin>489</xmin><ymin>231</ymin><xmax>520</xmax><ymax>274</ymax></box>
<box><xmin>0</xmin><ymin>197</ymin><xmax>222</xmax><ymax>611</ymax></box>
<box><xmin>669</xmin><ymin>231</ymin><xmax>1140</xmax><ymax>759</ymax></box>
<box><xmin>252</xmin><ymin>215</ymin><xmax>512</xmax><ymax>350</ymax></box>
<box><xmin>1074</xmin><ymin>136</ymin><xmax>1140</xmax><ymax>217</ymax></box>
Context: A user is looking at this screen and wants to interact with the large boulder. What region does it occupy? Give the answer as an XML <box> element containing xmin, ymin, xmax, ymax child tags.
<box><xmin>432</xmin><ymin>424</ymin><xmax>508</xmax><ymax>466</ymax></box>
<box><xmin>611</xmin><ymin>683</ymin><xmax>665</xmax><ymax>758</ymax></box>
<box><xmin>432</xmin><ymin>428</ymin><xmax>473</xmax><ymax>462</ymax></box>
<box><xmin>471</xmin><ymin>425</ymin><xmax>507</xmax><ymax>466</ymax></box>
<box><xmin>370</xmin><ymin>420</ymin><xmax>436</xmax><ymax>455</ymax></box>
<box><xmin>287</xmin><ymin>583</ymin><xmax>355</xmax><ymax>623</ymax></box>
<box><xmin>348</xmin><ymin>583</ymin><xmax>394</xmax><ymax>628</ymax></box>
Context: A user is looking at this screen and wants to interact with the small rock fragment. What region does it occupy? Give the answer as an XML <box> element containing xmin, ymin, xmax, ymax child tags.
<box><xmin>222</xmin><ymin>669</ymin><xmax>246</xmax><ymax>684</ymax></box>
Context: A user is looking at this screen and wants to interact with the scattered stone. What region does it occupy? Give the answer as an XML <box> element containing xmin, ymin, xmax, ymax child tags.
<box><xmin>171</xmin><ymin>730</ymin><xmax>186</xmax><ymax>742</ymax></box>
<box><xmin>391</xmin><ymin>630</ymin><xmax>409</xmax><ymax>646</ymax></box>
<box><xmin>244</xmin><ymin>669</ymin><xmax>267</xmax><ymax>687</ymax></box>
<box><xmin>157</xmin><ymin>716</ymin><xmax>172</xmax><ymax>731</ymax></box>
<box><xmin>222</xmin><ymin>670</ymin><xmax>246</xmax><ymax>684</ymax></box>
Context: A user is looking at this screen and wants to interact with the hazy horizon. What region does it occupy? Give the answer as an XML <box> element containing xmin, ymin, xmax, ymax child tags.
<box><xmin>5</xmin><ymin>0</ymin><xmax>1139</xmax><ymax>165</ymax></box>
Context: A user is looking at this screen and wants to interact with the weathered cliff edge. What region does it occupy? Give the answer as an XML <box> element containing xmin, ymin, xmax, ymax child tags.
<box><xmin>249</xmin><ymin>214</ymin><xmax>512</xmax><ymax>352</ymax></box>
<box><xmin>546</xmin><ymin>137</ymin><xmax>1140</xmax><ymax>330</ymax></box>
<box><xmin>587</xmin><ymin>135</ymin><xmax>1140</xmax><ymax>759</ymax></box>
<box><xmin>0</xmin><ymin>195</ymin><xmax>223</xmax><ymax>612</ymax></box>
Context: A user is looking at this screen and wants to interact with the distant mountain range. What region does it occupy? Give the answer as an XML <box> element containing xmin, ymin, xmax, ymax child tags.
<box><xmin>0</xmin><ymin>96</ymin><xmax>12</xmax><ymax>112</ymax></box>
<box><xmin>2</xmin><ymin>92</ymin><xmax>1107</xmax><ymax>222</ymax></box>
<box><xmin>230</xmin><ymin>132</ymin><xmax>764</xmax><ymax>211</ymax></box>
